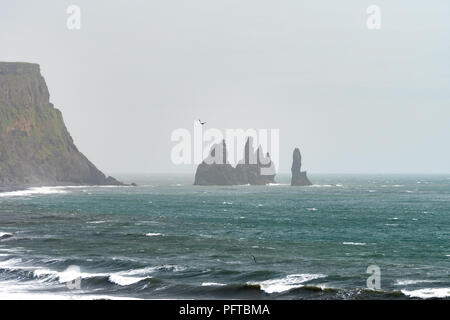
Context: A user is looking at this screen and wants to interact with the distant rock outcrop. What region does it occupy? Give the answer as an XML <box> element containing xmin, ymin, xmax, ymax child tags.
<box><xmin>0</xmin><ymin>62</ymin><xmax>124</xmax><ymax>188</ymax></box>
<box><xmin>290</xmin><ymin>148</ymin><xmax>312</xmax><ymax>186</ymax></box>
<box><xmin>194</xmin><ymin>138</ymin><xmax>276</xmax><ymax>185</ymax></box>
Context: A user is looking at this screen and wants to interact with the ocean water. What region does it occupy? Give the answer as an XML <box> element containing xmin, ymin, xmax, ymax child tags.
<box><xmin>0</xmin><ymin>174</ymin><xmax>448</xmax><ymax>300</ymax></box>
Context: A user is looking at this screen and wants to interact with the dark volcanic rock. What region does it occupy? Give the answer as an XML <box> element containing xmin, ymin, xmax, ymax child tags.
<box><xmin>291</xmin><ymin>148</ymin><xmax>312</xmax><ymax>186</ymax></box>
<box><xmin>194</xmin><ymin>140</ymin><xmax>238</xmax><ymax>185</ymax></box>
<box><xmin>193</xmin><ymin>138</ymin><xmax>276</xmax><ymax>186</ymax></box>
<box><xmin>234</xmin><ymin>138</ymin><xmax>276</xmax><ymax>185</ymax></box>
<box><xmin>0</xmin><ymin>62</ymin><xmax>124</xmax><ymax>187</ymax></box>
<box><xmin>194</xmin><ymin>163</ymin><xmax>238</xmax><ymax>185</ymax></box>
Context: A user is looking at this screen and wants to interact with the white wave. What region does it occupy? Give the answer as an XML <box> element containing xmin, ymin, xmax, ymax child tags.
<box><xmin>0</xmin><ymin>258</ymin><xmax>23</xmax><ymax>268</ymax></box>
<box><xmin>159</xmin><ymin>264</ymin><xmax>186</xmax><ymax>272</ymax></box>
<box><xmin>222</xmin><ymin>201</ymin><xmax>233</xmax><ymax>205</ymax></box>
<box><xmin>108</xmin><ymin>274</ymin><xmax>148</xmax><ymax>286</ymax></box>
<box><xmin>33</xmin><ymin>269</ymin><xmax>60</xmax><ymax>282</ymax></box>
<box><xmin>0</xmin><ymin>291</ymin><xmax>139</xmax><ymax>300</ymax></box>
<box><xmin>306</xmin><ymin>208</ymin><xmax>318</xmax><ymax>211</ymax></box>
<box><xmin>118</xmin><ymin>266</ymin><xmax>159</xmax><ymax>276</ymax></box>
<box><xmin>119</xmin><ymin>264</ymin><xmax>186</xmax><ymax>277</ymax></box>
<box><xmin>0</xmin><ymin>187</ymin><xmax>68</xmax><ymax>198</ymax></box>
<box><xmin>33</xmin><ymin>269</ymin><xmax>58</xmax><ymax>278</ymax></box>
<box><xmin>343</xmin><ymin>242</ymin><xmax>366</xmax><ymax>246</ymax></box>
<box><xmin>402</xmin><ymin>288</ymin><xmax>450</xmax><ymax>299</ymax></box>
<box><xmin>201</xmin><ymin>282</ymin><xmax>226</xmax><ymax>287</ymax></box>
<box><xmin>395</xmin><ymin>279</ymin><xmax>438</xmax><ymax>286</ymax></box>
<box><xmin>0</xmin><ymin>278</ymin><xmax>140</xmax><ymax>300</ymax></box>
<box><xmin>84</xmin><ymin>185</ymin><xmax>132</xmax><ymax>188</ymax></box>
<box><xmin>266</xmin><ymin>183</ymin><xmax>289</xmax><ymax>186</ymax></box>
<box><xmin>145</xmin><ymin>233</ymin><xmax>164</xmax><ymax>237</ymax></box>
<box><xmin>0</xmin><ymin>254</ymin><xmax>189</xmax><ymax>294</ymax></box>
<box><xmin>0</xmin><ymin>185</ymin><xmax>135</xmax><ymax>199</ymax></box>
<box><xmin>381</xmin><ymin>185</ymin><xmax>404</xmax><ymax>188</ymax></box>
<box><xmin>57</xmin><ymin>269</ymin><xmax>109</xmax><ymax>283</ymax></box>
<box><xmin>86</xmin><ymin>221</ymin><xmax>108</xmax><ymax>224</ymax></box>
<box><xmin>248</xmin><ymin>273</ymin><xmax>326</xmax><ymax>294</ymax></box>
<box><xmin>32</xmin><ymin>266</ymin><xmax>149</xmax><ymax>287</ymax></box>
<box><xmin>309</xmin><ymin>184</ymin><xmax>333</xmax><ymax>188</ymax></box>
<box><xmin>0</xmin><ymin>248</ymin><xmax>26</xmax><ymax>253</ymax></box>
<box><xmin>0</xmin><ymin>232</ymin><xmax>13</xmax><ymax>239</ymax></box>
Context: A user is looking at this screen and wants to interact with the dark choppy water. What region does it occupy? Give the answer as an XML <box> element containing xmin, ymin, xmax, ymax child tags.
<box><xmin>0</xmin><ymin>174</ymin><xmax>449</xmax><ymax>299</ymax></box>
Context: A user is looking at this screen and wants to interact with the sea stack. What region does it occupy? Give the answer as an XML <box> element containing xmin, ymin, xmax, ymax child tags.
<box><xmin>193</xmin><ymin>140</ymin><xmax>237</xmax><ymax>185</ymax></box>
<box><xmin>290</xmin><ymin>148</ymin><xmax>312</xmax><ymax>186</ymax></box>
<box><xmin>0</xmin><ymin>62</ymin><xmax>123</xmax><ymax>188</ymax></box>
<box><xmin>193</xmin><ymin>137</ymin><xmax>276</xmax><ymax>186</ymax></box>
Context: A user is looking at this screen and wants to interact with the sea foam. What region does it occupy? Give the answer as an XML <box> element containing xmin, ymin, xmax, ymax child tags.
<box><xmin>342</xmin><ymin>242</ymin><xmax>366</xmax><ymax>246</ymax></box>
<box><xmin>0</xmin><ymin>187</ymin><xmax>68</xmax><ymax>198</ymax></box>
<box><xmin>401</xmin><ymin>288</ymin><xmax>450</xmax><ymax>299</ymax></box>
<box><xmin>248</xmin><ymin>273</ymin><xmax>326</xmax><ymax>294</ymax></box>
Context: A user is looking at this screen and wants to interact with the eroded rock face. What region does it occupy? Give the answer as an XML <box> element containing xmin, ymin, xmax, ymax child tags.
<box><xmin>291</xmin><ymin>148</ymin><xmax>312</xmax><ymax>186</ymax></box>
<box><xmin>0</xmin><ymin>62</ymin><xmax>123</xmax><ymax>187</ymax></box>
<box><xmin>193</xmin><ymin>138</ymin><xmax>276</xmax><ymax>186</ymax></box>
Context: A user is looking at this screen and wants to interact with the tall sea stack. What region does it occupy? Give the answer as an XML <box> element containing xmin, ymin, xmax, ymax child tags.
<box><xmin>0</xmin><ymin>62</ymin><xmax>123</xmax><ymax>188</ymax></box>
<box><xmin>290</xmin><ymin>148</ymin><xmax>312</xmax><ymax>186</ymax></box>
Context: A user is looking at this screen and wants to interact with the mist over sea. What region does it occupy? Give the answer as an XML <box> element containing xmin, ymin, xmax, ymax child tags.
<box><xmin>0</xmin><ymin>174</ymin><xmax>449</xmax><ymax>299</ymax></box>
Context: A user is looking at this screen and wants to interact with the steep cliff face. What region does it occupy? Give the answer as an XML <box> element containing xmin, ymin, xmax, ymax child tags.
<box><xmin>291</xmin><ymin>148</ymin><xmax>312</xmax><ymax>186</ymax></box>
<box><xmin>0</xmin><ymin>62</ymin><xmax>122</xmax><ymax>187</ymax></box>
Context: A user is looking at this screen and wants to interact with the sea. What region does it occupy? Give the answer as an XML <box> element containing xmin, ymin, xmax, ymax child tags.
<box><xmin>0</xmin><ymin>174</ymin><xmax>448</xmax><ymax>300</ymax></box>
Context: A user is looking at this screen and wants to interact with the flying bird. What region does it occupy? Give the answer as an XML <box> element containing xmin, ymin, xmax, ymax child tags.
<box><xmin>198</xmin><ymin>119</ymin><xmax>207</xmax><ymax>125</ymax></box>
<box><xmin>251</xmin><ymin>254</ymin><xmax>257</xmax><ymax>263</ymax></box>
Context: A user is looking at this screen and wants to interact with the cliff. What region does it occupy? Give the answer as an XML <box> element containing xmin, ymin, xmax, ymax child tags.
<box><xmin>290</xmin><ymin>148</ymin><xmax>312</xmax><ymax>186</ymax></box>
<box><xmin>0</xmin><ymin>62</ymin><xmax>123</xmax><ymax>188</ymax></box>
<box><xmin>194</xmin><ymin>138</ymin><xmax>276</xmax><ymax>185</ymax></box>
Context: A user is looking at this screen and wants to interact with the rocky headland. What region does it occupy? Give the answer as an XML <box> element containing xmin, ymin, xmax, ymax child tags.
<box><xmin>0</xmin><ymin>62</ymin><xmax>124</xmax><ymax>190</ymax></box>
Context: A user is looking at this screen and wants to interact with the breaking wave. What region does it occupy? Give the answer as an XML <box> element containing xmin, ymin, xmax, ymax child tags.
<box><xmin>342</xmin><ymin>242</ymin><xmax>366</xmax><ymax>246</ymax></box>
<box><xmin>247</xmin><ymin>273</ymin><xmax>327</xmax><ymax>294</ymax></box>
<box><xmin>0</xmin><ymin>187</ymin><xmax>69</xmax><ymax>198</ymax></box>
<box><xmin>402</xmin><ymin>288</ymin><xmax>450</xmax><ymax>299</ymax></box>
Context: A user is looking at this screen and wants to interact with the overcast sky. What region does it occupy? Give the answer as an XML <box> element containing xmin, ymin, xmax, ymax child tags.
<box><xmin>1</xmin><ymin>1</ymin><xmax>449</xmax><ymax>174</ymax></box>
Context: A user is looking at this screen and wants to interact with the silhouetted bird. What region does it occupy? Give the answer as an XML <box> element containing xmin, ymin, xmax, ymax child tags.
<box><xmin>198</xmin><ymin>119</ymin><xmax>207</xmax><ymax>125</ymax></box>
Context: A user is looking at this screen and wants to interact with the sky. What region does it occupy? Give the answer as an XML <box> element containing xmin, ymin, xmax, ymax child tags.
<box><xmin>1</xmin><ymin>0</ymin><xmax>449</xmax><ymax>174</ymax></box>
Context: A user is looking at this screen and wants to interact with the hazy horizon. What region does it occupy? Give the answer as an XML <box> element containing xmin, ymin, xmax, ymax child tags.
<box><xmin>1</xmin><ymin>1</ymin><xmax>449</xmax><ymax>175</ymax></box>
